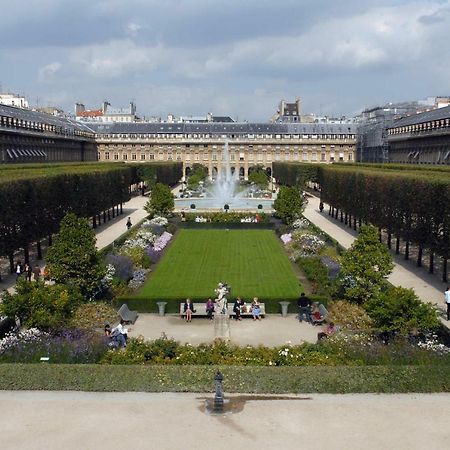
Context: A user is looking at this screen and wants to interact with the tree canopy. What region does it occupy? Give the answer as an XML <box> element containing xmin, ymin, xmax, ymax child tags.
<box><xmin>145</xmin><ymin>183</ymin><xmax>175</xmax><ymax>216</ymax></box>
<box><xmin>273</xmin><ymin>186</ymin><xmax>304</xmax><ymax>224</ymax></box>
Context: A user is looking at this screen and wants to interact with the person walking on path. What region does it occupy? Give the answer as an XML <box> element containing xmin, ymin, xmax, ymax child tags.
<box><xmin>15</xmin><ymin>261</ymin><xmax>23</xmax><ymax>280</ymax></box>
<box><xmin>25</xmin><ymin>263</ymin><xmax>32</xmax><ymax>282</ymax></box>
<box><xmin>445</xmin><ymin>287</ymin><xmax>450</xmax><ymax>321</ymax></box>
<box><xmin>126</xmin><ymin>217</ymin><xmax>132</xmax><ymax>230</ymax></box>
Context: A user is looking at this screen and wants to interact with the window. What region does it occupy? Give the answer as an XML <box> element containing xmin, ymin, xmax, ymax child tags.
<box><xmin>105</xmin><ymin>151</ymin><xmax>110</xmax><ymax>160</ymax></box>
<box><xmin>303</xmin><ymin>152</ymin><xmax>308</xmax><ymax>161</ymax></box>
<box><xmin>212</xmin><ymin>153</ymin><xmax>217</xmax><ymax>161</ymax></box>
<box><xmin>239</xmin><ymin>152</ymin><xmax>245</xmax><ymax>161</ymax></box>
<box><xmin>321</xmin><ymin>153</ymin><xmax>326</xmax><ymax>161</ymax></box>
<box><xmin>149</xmin><ymin>154</ymin><xmax>155</xmax><ymax>160</ymax></box>
<box><xmin>230</xmin><ymin>153</ymin><xmax>235</xmax><ymax>161</ymax></box>
<box><xmin>123</xmin><ymin>154</ymin><xmax>127</xmax><ymax>160</ymax></box>
<box><xmin>140</xmin><ymin>154</ymin><xmax>146</xmax><ymax>160</ymax></box>
<box><xmin>311</xmin><ymin>152</ymin><xmax>317</xmax><ymax>161</ymax></box>
<box><xmin>330</xmin><ymin>152</ymin><xmax>335</xmax><ymax>162</ymax></box>
<box><xmin>131</xmin><ymin>154</ymin><xmax>137</xmax><ymax>160</ymax></box>
<box><xmin>339</xmin><ymin>152</ymin><xmax>344</xmax><ymax>161</ymax></box>
<box><xmin>114</xmin><ymin>153</ymin><xmax>119</xmax><ymax>160</ymax></box>
<box><xmin>348</xmin><ymin>153</ymin><xmax>353</xmax><ymax>161</ymax></box>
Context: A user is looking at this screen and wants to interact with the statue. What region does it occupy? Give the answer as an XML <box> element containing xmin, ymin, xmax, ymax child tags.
<box><xmin>214</xmin><ymin>282</ymin><xmax>230</xmax><ymax>315</ymax></box>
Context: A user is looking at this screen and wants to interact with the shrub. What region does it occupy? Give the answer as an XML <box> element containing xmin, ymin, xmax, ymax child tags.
<box><xmin>0</xmin><ymin>279</ymin><xmax>82</xmax><ymax>331</ymax></box>
<box><xmin>105</xmin><ymin>254</ymin><xmax>134</xmax><ymax>281</ymax></box>
<box><xmin>297</xmin><ymin>257</ymin><xmax>332</xmax><ymax>296</ymax></box>
<box><xmin>69</xmin><ymin>303</ymin><xmax>119</xmax><ymax>331</ymax></box>
<box><xmin>328</xmin><ymin>300</ymin><xmax>373</xmax><ymax>331</ymax></box>
<box><xmin>145</xmin><ymin>183</ymin><xmax>174</xmax><ymax>216</ymax></box>
<box><xmin>119</xmin><ymin>246</ymin><xmax>151</xmax><ymax>269</ymax></box>
<box><xmin>273</xmin><ymin>186</ymin><xmax>304</xmax><ymax>224</ymax></box>
<box><xmin>365</xmin><ymin>287</ymin><xmax>440</xmax><ymax>335</ymax></box>
<box><xmin>340</xmin><ymin>225</ymin><xmax>393</xmax><ymax>304</ymax></box>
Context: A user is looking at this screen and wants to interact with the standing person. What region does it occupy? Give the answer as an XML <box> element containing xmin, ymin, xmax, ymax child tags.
<box><xmin>25</xmin><ymin>263</ymin><xmax>32</xmax><ymax>282</ymax></box>
<box><xmin>205</xmin><ymin>297</ymin><xmax>215</xmax><ymax>320</ymax></box>
<box><xmin>319</xmin><ymin>201</ymin><xmax>324</xmax><ymax>213</ymax></box>
<box><xmin>33</xmin><ymin>265</ymin><xmax>41</xmax><ymax>281</ymax></box>
<box><xmin>15</xmin><ymin>261</ymin><xmax>22</xmax><ymax>280</ymax></box>
<box><xmin>126</xmin><ymin>217</ymin><xmax>132</xmax><ymax>230</ymax></box>
<box><xmin>233</xmin><ymin>297</ymin><xmax>245</xmax><ymax>321</ymax></box>
<box><xmin>445</xmin><ymin>287</ymin><xmax>450</xmax><ymax>321</ymax></box>
<box><xmin>297</xmin><ymin>292</ymin><xmax>312</xmax><ymax>323</ymax></box>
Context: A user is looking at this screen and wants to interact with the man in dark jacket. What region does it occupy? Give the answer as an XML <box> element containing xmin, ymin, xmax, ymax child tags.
<box><xmin>297</xmin><ymin>293</ymin><xmax>312</xmax><ymax>323</ymax></box>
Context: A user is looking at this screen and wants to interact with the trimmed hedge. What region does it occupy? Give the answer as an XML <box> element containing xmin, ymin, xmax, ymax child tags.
<box><xmin>272</xmin><ymin>162</ymin><xmax>319</xmax><ymax>186</ymax></box>
<box><xmin>0</xmin><ymin>364</ymin><xmax>448</xmax><ymax>393</ymax></box>
<box><xmin>116</xmin><ymin>295</ymin><xmax>329</xmax><ymax>314</ymax></box>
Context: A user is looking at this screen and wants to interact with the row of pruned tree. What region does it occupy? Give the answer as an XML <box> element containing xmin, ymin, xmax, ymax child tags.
<box><xmin>0</xmin><ymin>162</ymin><xmax>182</xmax><ymax>275</ymax></box>
<box><xmin>273</xmin><ymin>163</ymin><xmax>450</xmax><ymax>282</ymax></box>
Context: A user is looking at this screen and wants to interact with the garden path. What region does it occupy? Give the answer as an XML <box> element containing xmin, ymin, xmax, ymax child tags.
<box><xmin>303</xmin><ymin>196</ymin><xmax>449</xmax><ymax>321</ymax></box>
<box><xmin>0</xmin><ymin>195</ymin><xmax>148</xmax><ymax>294</ymax></box>
<box><xmin>1</xmin><ymin>391</ymin><xmax>448</xmax><ymax>450</ymax></box>
<box><xmin>128</xmin><ymin>314</ymin><xmax>319</xmax><ymax>346</ymax></box>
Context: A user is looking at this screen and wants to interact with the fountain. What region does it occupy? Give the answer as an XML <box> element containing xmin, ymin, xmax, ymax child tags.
<box><xmin>175</xmin><ymin>140</ymin><xmax>275</xmax><ymax>211</ymax></box>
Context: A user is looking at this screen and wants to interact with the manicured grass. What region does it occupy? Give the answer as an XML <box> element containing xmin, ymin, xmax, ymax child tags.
<box><xmin>0</xmin><ymin>365</ymin><xmax>449</xmax><ymax>393</ymax></box>
<box><xmin>138</xmin><ymin>229</ymin><xmax>301</xmax><ymax>301</ymax></box>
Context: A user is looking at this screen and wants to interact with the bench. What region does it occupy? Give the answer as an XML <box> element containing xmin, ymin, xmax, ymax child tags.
<box><xmin>118</xmin><ymin>304</ymin><xmax>139</xmax><ymax>324</ymax></box>
<box><xmin>179</xmin><ymin>302</ymin><xmax>266</xmax><ymax>318</ymax></box>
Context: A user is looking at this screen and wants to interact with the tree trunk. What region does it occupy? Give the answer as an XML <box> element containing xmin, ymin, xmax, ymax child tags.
<box><xmin>378</xmin><ymin>228</ymin><xmax>382</xmax><ymax>243</ymax></box>
<box><xmin>353</xmin><ymin>217</ymin><xmax>357</xmax><ymax>231</ymax></box>
<box><xmin>93</xmin><ymin>216</ymin><xmax>97</xmax><ymax>229</ymax></box>
<box><xmin>387</xmin><ymin>231</ymin><xmax>392</xmax><ymax>249</ymax></box>
<box><xmin>48</xmin><ymin>234</ymin><xmax>52</xmax><ymax>247</ymax></box>
<box><xmin>107</xmin><ymin>209</ymin><xmax>111</xmax><ymax>220</ymax></box>
<box><xmin>9</xmin><ymin>253</ymin><xmax>14</xmax><ymax>274</ymax></box>
<box><xmin>112</xmin><ymin>207</ymin><xmax>115</xmax><ymax>218</ymax></box>
<box><xmin>358</xmin><ymin>219</ymin><xmax>362</xmax><ymax>227</ymax></box>
<box><xmin>429</xmin><ymin>251</ymin><xmax>434</xmax><ymax>274</ymax></box>
<box><xmin>396</xmin><ymin>237</ymin><xmax>400</xmax><ymax>254</ymax></box>
<box><xmin>24</xmin><ymin>244</ymin><xmax>29</xmax><ymax>264</ymax></box>
<box><xmin>443</xmin><ymin>258</ymin><xmax>448</xmax><ymax>283</ymax></box>
<box><xmin>37</xmin><ymin>241</ymin><xmax>42</xmax><ymax>260</ymax></box>
<box><xmin>328</xmin><ymin>205</ymin><xmax>331</xmax><ymax>215</ymax></box>
<box><xmin>417</xmin><ymin>246</ymin><xmax>423</xmax><ymax>267</ymax></box>
<box><xmin>405</xmin><ymin>241</ymin><xmax>409</xmax><ymax>260</ymax></box>
<box><xmin>345</xmin><ymin>213</ymin><xmax>348</xmax><ymax>225</ymax></box>
<box><xmin>120</xmin><ymin>203</ymin><xmax>123</xmax><ymax>214</ymax></box>
<box><xmin>340</xmin><ymin>210</ymin><xmax>344</xmax><ymax>222</ymax></box>
<box><xmin>103</xmin><ymin>211</ymin><xmax>107</xmax><ymax>223</ymax></box>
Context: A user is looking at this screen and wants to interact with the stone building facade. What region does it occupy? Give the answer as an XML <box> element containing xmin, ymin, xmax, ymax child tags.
<box><xmin>0</xmin><ymin>104</ymin><xmax>96</xmax><ymax>163</ymax></box>
<box><xmin>387</xmin><ymin>105</ymin><xmax>450</xmax><ymax>165</ymax></box>
<box><xmin>92</xmin><ymin>122</ymin><xmax>356</xmax><ymax>179</ymax></box>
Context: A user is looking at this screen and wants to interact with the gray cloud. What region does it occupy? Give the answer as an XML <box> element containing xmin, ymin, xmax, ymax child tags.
<box><xmin>1</xmin><ymin>0</ymin><xmax>449</xmax><ymax>120</ymax></box>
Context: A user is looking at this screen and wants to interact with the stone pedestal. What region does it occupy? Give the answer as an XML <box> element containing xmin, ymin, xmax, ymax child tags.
<box><xmin>214</xmin><ymin>314</ymin><xmax>231</xmax><ymax>340</ymax></box>
<box><xmin>156</xmin><ymin>302</ymin><xmax>167</xmax><ymax>316</ymax></box>
<box><xmin>279</xmin><ymin>301</ymin><xmax>290</xmax><ymax>317</ymax></box>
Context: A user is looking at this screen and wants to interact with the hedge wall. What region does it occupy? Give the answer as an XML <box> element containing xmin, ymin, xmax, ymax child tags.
<box><xmin>0</xmin><ymin>364</ymin><xmax>448</xmax><ymax>393</ymax></box>
<box><xmin>272</xmin><ymin>162</ymin><xmax>320</xmax><ymax>186</ymax></box>
<box><xmin>131</xmin><ymin>162</ymin><xmax>183</xmax><ymax>186</ymax></box>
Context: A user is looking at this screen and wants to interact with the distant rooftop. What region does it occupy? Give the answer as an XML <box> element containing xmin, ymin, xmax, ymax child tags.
<box><xmin>392</xmin><ymin>105</ymin><xmax>450</xmax><ymax>127</ymax></box>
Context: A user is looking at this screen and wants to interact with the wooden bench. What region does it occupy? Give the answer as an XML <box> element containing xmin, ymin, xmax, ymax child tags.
<box><xmin>118</xmin><ymin>304</ymin><xmax>139</xmax><ymax>324</ymax></box>
<box><xmin>179</xmin><ymin>302</ymin><xmax>266</xmax><ymax>318</ymax></box>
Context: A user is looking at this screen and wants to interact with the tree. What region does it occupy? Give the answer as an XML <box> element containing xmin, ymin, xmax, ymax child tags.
<box><xmin>187</xmin><ymin>164</ymin><xmax>208</xmax><ymax>189</ymax></box>
<box><xmin>145</xmin><ymin>183</ymin><xmax>175</xmax><ymax>216</ymax></box>
<box><xmin>0</xmin><ymin>279</ymin><xmax>82</xmax><ymax>331</ymax></box>
<box><xmin>248</xmin><ymin>166</ymin><xmax>269</xmax><ymax>189</ymax></box>
<box><xmin>340</xmin><ymin>225</ymin><xmax>393</xmax><ymax>304</ymax></box>
<box><xmin>46</xmin><ymin>213</ymin><xmax>105</xmax><ymax>298</ymax></box>
<box><xmin>365</xmin><ymin>286</ymin><xmax>440</xmax><ymax>335</ymax></box>
<box><xmin>273</xmin><ymin>186</ymin><xmax>304</xmax><ymax>224</ymax></box>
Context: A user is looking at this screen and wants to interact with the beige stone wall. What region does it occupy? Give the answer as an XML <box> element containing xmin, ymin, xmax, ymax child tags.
<box><xmin>96</xmin><ymin>136</ymin><xmax>356</xmax><ymax>179</ymax></box>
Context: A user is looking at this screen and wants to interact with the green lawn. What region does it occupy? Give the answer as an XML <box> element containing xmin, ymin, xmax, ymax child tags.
<box><xmin>139</xmin><ymin>229</ymin><xmax>301</xmax><ymax>301</ymax></box>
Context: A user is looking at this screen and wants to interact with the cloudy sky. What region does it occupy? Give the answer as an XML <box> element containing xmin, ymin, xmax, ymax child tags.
<box><xmin>1</xmin><ymin>0</ymin><xmax>450</xmax><ymax>121</ymax></box>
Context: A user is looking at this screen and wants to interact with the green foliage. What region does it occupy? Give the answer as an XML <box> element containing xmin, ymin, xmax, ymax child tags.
<box><xmin>145</xmin><ymin>183</ymin><xmax>174</xmax><ymax>216</ymax></box>
<box><xmin>69</xmin><ymin>302</ymin><xmax>119</xmax><ymax>331</ymax></box>
<box><xmin>133</xmin><ymin>162</ymin><xmax>182</xmax><ymax>187</ymax></box>
<box><xmin>0</xmin><ymin>364</ymin><xmax>448</xmax><ymax>393</ymax></box>
<box><xmin>365</xmin><ymin>287</ymin><xmax>440</xmax><ymax>335</ymax></box>
<box><xmin>328</xmin><ymin>300</ymin><xmax>373</xmax><ymax>331</ymax></box>
<box><xmin>187</xmin><ymin>163</ymin><xmax>208</xmax><ymax>188</ymax></box>
<box><xmin>46</xmin><ymin>213</ymin><xmax>105</xmax><ymax>298</ymax></box>
<box><xmin>184</xmin><ymin>211</ymin><xmax>268</xmax><ymax>223</ymax></box>
<box><xmin>297</xmin><ymin>257</ymin><xmax>333</xmax><ymax>296</ymax></box>
<box><xmin>248</xmin><ymin>166</ymin><xmax>269</xmax><ymax>188</ymax></box>
<box><xmin>0</xmin><ymin>279</ymin><xmax>82</xmax><ymax>330</ymax></box>
<box><xmin>273</xmin><ymin>186</ymin><xmax>304</xmax><ymax>224</ymax></box>
<box><xmin>340</xmin><ymin>225</ymin><xmax>393</xmax><ymax>303</ymax></box>
<box><xmin>119</xmin><ymin>246</ymin><xmax>151</xmax><ymax>269</ymax></box>
<box><xmin>273</xmin><ymin>162</ymin><xmax>320</xmax><ymax>186</ymax></box>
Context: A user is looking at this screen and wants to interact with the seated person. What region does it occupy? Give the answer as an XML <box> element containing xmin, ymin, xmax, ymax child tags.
<box><xmin>184</xmin><ymin>298</ymin><xmax>196</xmax><ymax>322</ymax></box>
<box><xmin>233</xmin><ymin>297</ymin><xmax>245</xmax><ymax>321</ymax></box>
<box><xmin>110</xmin><ymin>320</ymin><xmax>128</xmax><ymax>348</ymax></box>
<box><xmin>310</xmin><ymin>303</ymin><xmax>324</xmax><ymax>325</ymax></box>
<box><xmin>205</xmin><ymin>297</ymin><xmax>215</xmax><ymax>320</ymax></box>
<box><xmin>317</xmin><ymin>322</ymin><xmax>336</xmax><ymax>341</ymax></box>
<box><xmin>251</xmin><ymin>297</ymin><xmax>262</xmax><ymax>321</ymax></box>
